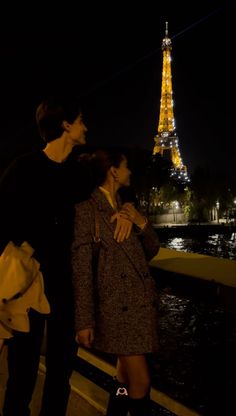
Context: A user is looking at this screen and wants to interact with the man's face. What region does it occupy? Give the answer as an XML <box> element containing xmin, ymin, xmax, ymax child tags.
<box><xmin>68</xmin><ymin>114</ymin><xmax>87</xmax><ymax>146</ymax></box>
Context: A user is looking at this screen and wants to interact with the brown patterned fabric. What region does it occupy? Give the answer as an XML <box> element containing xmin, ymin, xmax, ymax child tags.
<box><xmin>72</xmin><ymin>188</ymin><xmax>160</xmax><ymax>355</ymax></box>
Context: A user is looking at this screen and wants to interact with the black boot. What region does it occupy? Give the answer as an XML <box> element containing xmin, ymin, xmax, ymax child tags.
<box><xmin>128</xmin><ymin>393</ymin><xmax>152</xmax><ymax>416</ymax></box>
<box><xmin>106</xmin><ymin>378</ymin><xmax>129</xmax><ymax>416</ymax></box>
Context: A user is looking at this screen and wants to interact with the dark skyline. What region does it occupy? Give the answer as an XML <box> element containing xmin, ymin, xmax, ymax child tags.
<box><xmin>0</xmin><ymin>1</ymin><xmax>235</xmax><ymax>181</ymax></box>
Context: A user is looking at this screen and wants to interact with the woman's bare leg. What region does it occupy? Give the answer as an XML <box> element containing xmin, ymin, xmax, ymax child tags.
<box><xmin>117</xmin><ymin>355</ymin><xmax>150</xmax><ymax>398</ymax></box>
<box><xmin>116</xmin><ymin>357</ymin><xmax>128</xmax><ymax>384</ymax></box>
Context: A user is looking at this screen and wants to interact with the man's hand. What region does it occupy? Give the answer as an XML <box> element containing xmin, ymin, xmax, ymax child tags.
<box><xmin>119</xmin><ymin>203</ymin><xmax>147</xmax><ymax>229</ymax></box>
<box><xmin>110</xmin><ymin>213</ymin><xmax>132</xmax><ymax>242</ymax></box>
<box><xmin>75</xmin><ymin>328</ymin><xmax>94</xmax><ymax>348</ymax></box>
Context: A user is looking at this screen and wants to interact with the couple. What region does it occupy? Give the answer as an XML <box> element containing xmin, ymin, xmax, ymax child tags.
<box><xmin>0</xmin><ymin>96</ymin><xmax>159</xmax><ymax>416</ymax></box>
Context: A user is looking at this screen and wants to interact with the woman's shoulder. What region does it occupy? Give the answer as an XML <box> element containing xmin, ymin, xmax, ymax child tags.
<box><xmin>75</xmin><ymin>198</ymin><xmax>93</xmax><ymax>210</ymax></box>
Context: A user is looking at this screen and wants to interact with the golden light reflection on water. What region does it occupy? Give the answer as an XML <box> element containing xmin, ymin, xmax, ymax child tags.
<box><xmin>163</xmin><ymin>234</ymin><xmax>236</xmax><ymax>260</ymax></box>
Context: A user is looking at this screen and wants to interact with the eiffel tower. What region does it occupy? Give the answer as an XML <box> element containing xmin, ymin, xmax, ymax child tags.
<box><xmin>153</xmin><ymin>22</ymin><xmax>189</xmax><ymax>183</ymax></box>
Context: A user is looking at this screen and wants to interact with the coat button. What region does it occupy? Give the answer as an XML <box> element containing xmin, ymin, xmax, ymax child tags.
<box><xmin>121</xmin><ymin>306</ymin><xmax>128</xmax><ymax>312</ymax></box>
<box><xmin>120</xmin><ymin>273</ymin><xmax>127</xmax><ymax>278</ymax></box>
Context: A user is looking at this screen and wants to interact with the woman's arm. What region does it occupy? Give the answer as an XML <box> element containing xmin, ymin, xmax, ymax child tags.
<box><xmin>119</xmin><ymin>203</ymin><xmax>160</xmax><ymax>261</ymax></box>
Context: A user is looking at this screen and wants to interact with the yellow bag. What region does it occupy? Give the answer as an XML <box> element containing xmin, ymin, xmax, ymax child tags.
<box><xmin>0</xmin><ymin>241</ymin><xmax>50</xmax><ymax>340</ymax></box>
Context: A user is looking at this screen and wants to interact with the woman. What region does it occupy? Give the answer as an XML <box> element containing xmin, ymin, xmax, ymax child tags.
<box><xmin>72</xmin><ymin>149</ymin><xmax>160</xmax><ymax>416</ymax></box>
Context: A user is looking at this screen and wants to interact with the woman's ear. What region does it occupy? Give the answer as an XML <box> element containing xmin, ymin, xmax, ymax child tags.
<box><xmin>110</xmin><ymin>166</ymin><xmax>118</xmax><ymax>180</ymax></box>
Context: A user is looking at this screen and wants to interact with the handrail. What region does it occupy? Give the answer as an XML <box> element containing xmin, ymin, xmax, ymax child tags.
<box><xmin>150</xmin><ymin>247</ymin><xmax>236</xmax><ymax>288</ymax></box>
<box><xmin>78</xmin><ymin>347</ymin><xmax>201</xmax><ymax>416</ymax></box>
<box><xmin>39</xmin><ymin>347</ymin><xmax>201</xmax><ymax>415</ymax></box>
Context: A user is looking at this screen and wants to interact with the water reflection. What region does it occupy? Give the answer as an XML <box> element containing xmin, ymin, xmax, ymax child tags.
<box><xmin>162</xmin><ymin>233</ymin><xmax>236</xmax><ymax>260</ymax></box>
<box><xmin>152</xmin><ymin>291</ymin><xmax>236</xmax><ymax>414</ymax></box>
<box><xmin>156</xmin><ymin>232</ymin><xmax>236</xmax><ymax>414</ymax></box>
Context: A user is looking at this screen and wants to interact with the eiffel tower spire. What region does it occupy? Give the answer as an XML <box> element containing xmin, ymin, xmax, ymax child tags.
<box><xmin>153</xmin><ymin>22</ymin><xmax>189</xmax><ymax>183</ymax></box>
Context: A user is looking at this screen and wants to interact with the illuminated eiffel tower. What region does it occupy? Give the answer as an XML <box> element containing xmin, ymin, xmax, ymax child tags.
<box><xmin>153</xmin><ymin>22</ymin><xmax>189</xmax><ymax>183</ymax></box>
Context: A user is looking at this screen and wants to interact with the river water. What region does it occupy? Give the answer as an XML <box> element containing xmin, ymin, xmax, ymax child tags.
<box><xmin>161</xmin><ymin>232</ymin><xmax>236</xmax><ymax>260</ymax></box>
<box><xmin>152</xmin><ymin>232</ymin><xmax>236</xmax><ymax>415</ymax></box>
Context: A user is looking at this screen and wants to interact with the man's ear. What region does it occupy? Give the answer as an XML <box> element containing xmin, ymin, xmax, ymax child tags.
<box><xmin>62</xmin><ymin>120</ymin><xmax>70</xmax><ymax>132</ymax></box>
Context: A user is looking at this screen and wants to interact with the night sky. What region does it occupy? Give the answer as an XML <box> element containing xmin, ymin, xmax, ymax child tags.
<box><xmin>0</xmin><ymin>1</ymin><xmax>235</xmax><ymax>181</ymax></box>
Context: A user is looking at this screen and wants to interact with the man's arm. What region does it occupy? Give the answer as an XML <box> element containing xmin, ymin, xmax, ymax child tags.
<box><xmin>0</xmin><ymin>159</ymin><xmax>20</xmax><ymax>253</ymax></box>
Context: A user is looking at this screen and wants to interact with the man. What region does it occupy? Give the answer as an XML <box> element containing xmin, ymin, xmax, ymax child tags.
<box><xmin>0</xmin><ymin>96</ymin><xmax>131</xmax><ymax>416</ymax></box>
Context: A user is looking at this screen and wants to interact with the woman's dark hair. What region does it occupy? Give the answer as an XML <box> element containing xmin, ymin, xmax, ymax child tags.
<box><xmin>36</xmin><ymin>95</ymin><xmax>82</xmax><ymax>142</ymax></box>
<box><xmin>89</xmin><ymin>148</ymin><xmax>126</xmax><ymax>187</ymax></box>
<box><xmin>79</xmin><ymin>148</ymin><xmax>137</xmax><ymax>203</ymax></box>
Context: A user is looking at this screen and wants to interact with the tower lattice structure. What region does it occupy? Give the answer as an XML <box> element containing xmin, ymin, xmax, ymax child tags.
<box><xmin>153</xmin><ymin>22</ymin><xmax>189</xmax><ymax>182</ymax></box>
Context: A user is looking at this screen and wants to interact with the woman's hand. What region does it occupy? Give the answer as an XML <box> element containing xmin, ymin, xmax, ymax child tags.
<box><xmin>119</xmin><ymin>203</ymin><xmax>147</xmax><ymax>229</ymax></box>
<box><xmin>110</xmin><ymin>213</ymin><xmax>132</xmax><ymax>242</ymax></box>
<box><xmin>75</xmin><ymin>328</ymin><xmax>94</xmax><ymax>348</ymax></box>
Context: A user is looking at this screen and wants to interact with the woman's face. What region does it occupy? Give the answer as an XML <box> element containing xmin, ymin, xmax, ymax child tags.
<box><xmin>115</xmin><ymin>156</ymin><xmax>131</xmax><ymax>187</ymax></box>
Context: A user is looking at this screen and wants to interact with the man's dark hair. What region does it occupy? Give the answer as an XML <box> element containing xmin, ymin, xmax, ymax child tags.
<box><xmin>36</xmin><ymin>96</ymin><xmax>82</xmax><ymax>142</ymax></box>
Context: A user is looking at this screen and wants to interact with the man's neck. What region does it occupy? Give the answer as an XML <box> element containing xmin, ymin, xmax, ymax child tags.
<box><xmin>43</xmin><ymin>136</ymin><xmax>73</xmax><ymax>163</ymax></box>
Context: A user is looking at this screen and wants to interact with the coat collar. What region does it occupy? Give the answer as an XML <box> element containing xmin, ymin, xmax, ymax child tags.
<box><xmin>90</xmin><ymin>188</ymin><xmax>121</xmax><ymax>215</ymax></box>
<box><xmin>90</xmin><ymin>188</ymin><xmax>147</xmax><ymax>281</ymax></box>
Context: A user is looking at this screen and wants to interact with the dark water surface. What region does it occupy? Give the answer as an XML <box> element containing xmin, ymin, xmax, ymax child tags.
<box><xmin>154</xmin><ymin>233</ymin><xmax>236</xmax><ymax>414</ymax></box>
<box><xmin>151</xmin><ymin>288</ymin><xmax>236</xmax><ymax>415</ymax></box>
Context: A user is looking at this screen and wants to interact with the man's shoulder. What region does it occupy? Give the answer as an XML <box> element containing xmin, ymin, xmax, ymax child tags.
<box><xmin>0</xmin><ymin>150</ymin><xmax>44</xmax><ymax>186</ymax></box>
<box><xmin>4</xmin><ymin>150</ymin><xmax>43</xmax><ymax>170</ymax></box>
<box><xmin>14</xmin><ymin>150</ymin><xmax>44</xmax><ymax>166</ymax></box>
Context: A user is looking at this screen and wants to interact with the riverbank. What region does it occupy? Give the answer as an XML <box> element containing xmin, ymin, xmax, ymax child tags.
<box><xmin>153</xmin><ymin>223</ymin><xmax>236</xmax><ymax>238</ymax></box>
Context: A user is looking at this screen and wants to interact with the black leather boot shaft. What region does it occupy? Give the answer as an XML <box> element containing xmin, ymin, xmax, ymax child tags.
<box><xmin>106</xmin><ymin>378</ymin><xmax>129</xmax><ymax>416</ymax></box>
<box><xmin>128</xmin><ymin>393</ymin><xmax>151</xmax><ymax>416</ymax></box>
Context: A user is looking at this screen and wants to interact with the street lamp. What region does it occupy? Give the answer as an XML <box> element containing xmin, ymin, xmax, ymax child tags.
<box><xmin>172</xmin><ymin>200</ymin><xmax>179</xmax><ymax>224</ymax></box>
<box><xmin>216</xmin><ymin>200</ymin><xmax>220</xmax><ymax>223</ymax></box>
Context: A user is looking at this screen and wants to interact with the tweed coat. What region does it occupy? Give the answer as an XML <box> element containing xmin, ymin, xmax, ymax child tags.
<box><xmin>72</xmin><ymin>188</ymin><xmax>160</xmax><ymax>355</ymax></box>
